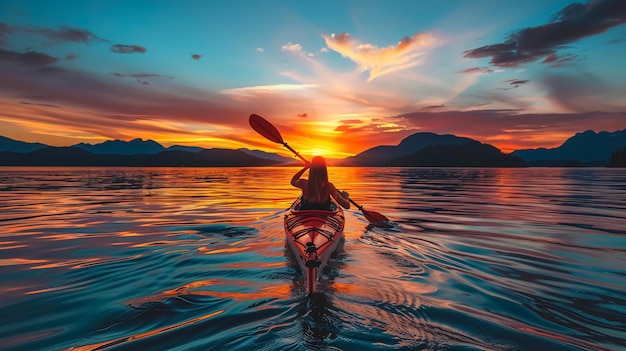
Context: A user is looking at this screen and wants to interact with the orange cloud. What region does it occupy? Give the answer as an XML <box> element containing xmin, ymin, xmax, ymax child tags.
<box><xmin>322</xmin><ymin>32</ymin><xmax>437</xmax><ymax>81</ymax></box>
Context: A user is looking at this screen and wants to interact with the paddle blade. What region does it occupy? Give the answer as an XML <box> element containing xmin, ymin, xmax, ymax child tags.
<box><xmin>362</xmin><ymin>209</ymin><xmax>389</xmax><ymax>223</ymax></box>
<box><xmin>249</xmin><ymin>114</ymin><xmax>284</xmax><ymax>144</ymax></box>
<box><xmin>348</xmin><ymin>197</ymin><xmax>389</xmax><ymax>223</ymax></box>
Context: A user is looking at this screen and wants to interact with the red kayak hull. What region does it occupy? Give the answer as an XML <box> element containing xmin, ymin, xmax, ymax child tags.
<box><xmin>284</xmin><ymin>197</ymin><xmax>345</xmax><ymax>293</ymax></box>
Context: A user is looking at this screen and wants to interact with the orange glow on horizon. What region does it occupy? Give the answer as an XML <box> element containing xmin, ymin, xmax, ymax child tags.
<box><xmin>1</xmin><ymin>96</ymin><xmax>613</xmax><ymax>159</ymax></box>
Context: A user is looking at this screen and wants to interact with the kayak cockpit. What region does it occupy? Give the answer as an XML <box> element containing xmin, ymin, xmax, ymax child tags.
<box><xmin>284</xmin><ymin>197</ymin><xmax>345</xmax><ymax>293</ymax></box>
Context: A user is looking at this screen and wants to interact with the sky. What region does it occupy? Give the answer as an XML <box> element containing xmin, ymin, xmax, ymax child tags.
<box><xmin>1</xmin><ymin>0</ymin><xmax>625</xmax><ymax>158</ymax></box>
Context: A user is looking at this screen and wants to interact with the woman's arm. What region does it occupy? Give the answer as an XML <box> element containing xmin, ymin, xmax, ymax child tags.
<box><xmin>329</xmin><ymin>183</ymin><xmax>350</xmax><ymax>209</ymax></box>
<box><xmin>290</xmin><ymin>165</ymin><xmax>309</xmax><ymax>188</ymax></box>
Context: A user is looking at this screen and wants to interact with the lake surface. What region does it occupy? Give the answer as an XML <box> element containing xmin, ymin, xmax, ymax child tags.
<box><xmin>0</xmin><ymin>167</ymin><xmax>625</xmax><ymax>351</ymax></box>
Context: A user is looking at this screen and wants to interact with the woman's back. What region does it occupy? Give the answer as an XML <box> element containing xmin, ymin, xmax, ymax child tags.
<box><xmin>290</xmin><ymin>156</ymin><xmax>350</xmax><ymax>210</ymax></box>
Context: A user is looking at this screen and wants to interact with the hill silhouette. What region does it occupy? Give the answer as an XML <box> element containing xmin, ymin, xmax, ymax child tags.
<box><xmin>73</xmin><ymin>138</ymin><xmax>165</xmax><ymax>154</ymax></box>
<box><xmin>388</xmin><ymin>141</ymin><xmax>527</xmax><ymax>167</ymax></box>
<box><xmin>342</xmin><ymin>132</ymin><xmax>475</xmax><ymax>166</ymax></box>
<box><xmin>0</xmin><ymin>135</ymin><xmax>47</xmax><ymax>153</ymax></box>
<box><xmin>237</xmin><ymin>148</ymin><xmax>294</xmax><ymax>163</ymax></box>
<box><xmin>512</xmin><ymin>129</ymin><xmax>626</xmax><ymax>166</ymax></box>
<box><xmin>167</xmin><ymin>145</ymin><xmax>206</xmax><ymax>153</ymax></box>
<box><xmin>71</xmin><ymin>138</ymin><xmax>294</xmax><ymax>163</ymax></box>
<box><xmin>0</xmin><ymin>147</ymin><xmax>280</xmax><ymax>167</ymax></box>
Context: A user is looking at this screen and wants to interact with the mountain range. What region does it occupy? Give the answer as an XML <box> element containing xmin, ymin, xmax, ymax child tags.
<box><xmin>0</xmin><ymin>146</ymin><xmax>281</xmax><ymax>167</ymax></box>
<box><xmin>1</xmin><ymin>128</ymin><xmax>625</xmax><ymax>167</ymax></box>
<box><xmin>71</xmin><ymin>137</ymin><xmax>292</xmax><ymax>162</ymax></box>
<box><xmin>511</xmin><ymin>129</ymin><xmax>626</xmax><ymax>166</ymax></box>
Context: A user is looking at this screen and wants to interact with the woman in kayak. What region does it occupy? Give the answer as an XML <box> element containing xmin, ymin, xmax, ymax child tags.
<box><xmin>291</xmin><ymin>156</ymin><xmax>350</xmax><ymax>210</ymax></box>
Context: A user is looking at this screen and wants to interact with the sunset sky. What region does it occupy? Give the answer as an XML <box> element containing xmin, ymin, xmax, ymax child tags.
<box><xmin>1</xmin><ymin>0</ymin><xmax>625</xmax><ymax>158</ymax></box>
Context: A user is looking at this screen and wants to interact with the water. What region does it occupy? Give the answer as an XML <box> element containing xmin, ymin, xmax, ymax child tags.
<box><xmin>0</xmin><ymin>167</ymin><xmax>625</xmax><ymax>351</ymax></box>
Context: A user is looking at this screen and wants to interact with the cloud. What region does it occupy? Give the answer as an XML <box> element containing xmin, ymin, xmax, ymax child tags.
<box><xmin>0</xmin><ymin>48</ymin><xmax>58</xmax><ymax>66</ymax></box>
<box><xmin>256</xmin><ymin>47</ymin><xmax>264</xmax><ymax>52</ymax></box>
<box><xmin>111</xmin><ymin>73</ymin><xmax>172</xmax><ymax>79</ymax></box>
<box><xmin>507</xmin><ymin>79</ymin><xmax>529</xmax><ymax>86</ymax></box>
<box><xmin>0</xmin><ymin>22</ymin><xmax>105</xmax><ymax>45</ymax></box>
<box><xmin>65</xmin><ymin>53</ymin><xmax>79</xmax><ymax>60</ymax></box>
<box><xmin>0</xmin><ymin>61</ymin><xmax>338</xmax><ymax>149</ymax></box>
<box><xmin>322</xmin><ymin>32</ymin><xmax>437</xmax><ymax>82</ymax></box>
<box><xmin>494</xmin><ymin>79</ymin><xmax>530</xmax><ymax>91</ymax></box>
<box><xmin>0</xmin><ymin>22</ymin><xmax>11</xmax><ymax>45</ymax></box>
<box><xmin>110</xmin><ymin>44</ymin><xmax>147</xmax><ymax>54</ymax></box>
<box><xmin>297</xmin><ymin>113</ymin><xmax>308</xmax><ymax>117</ymax></box>
<box><xmin>0</xmin><ymin>22</ymin><xmax>105</xmax><ymax>49</ymax></box>
<box><xmin>541</xmin><ymin>53</ymin><xmax>579</xmax><ymax>67</ymax></box>
<box><xmin>0</xmin><ymin>63</ymin><xmax>265</xmax><ymax>145</ymax></box>
<box><xmin>20</xmin><ymin>101</ymin><xmax>60</xmax><ymax>108</ymax></box>
<box><xmin>2</xmin><ymin>53</ymin><xmax>625</xmax><ymax>155</ymax></box>
<box><xmin>281</xmin><ymin>42</ymin><xmax>303</xmax><ymax>52</ymax></box>
<box><xmin>0</xmin><ymin>22</ymin><xmax>104</xmax><ymax>45</ymax></box>
<box><xmin>422</xmin><ymin>104</ymin><xmax>445</xmax><ymax>109</ymax></box>
<box><xmin>191</xmin><ymin>53</ymin><xmax>202</xmax><ymax>60</ymax></box>
<box><xmin>333</xmin><ymin>118</ymin><xmax>415</xmax><ymax>139</ymax></box>
<box><xmin>458</xmin><ymin>67</ymin><xmax>494</xmax><ymax>74</ymax></box>
<box><xmin>340</xmin><ymin>119</ymin><xmax>363</xmax><ymax>124</ymax></box>
<box><xmin>281</xmin><ymin>42</ymin><xmax>317</xmax><ymax>57</ymax></box>
<box><xmin>541</xmin><ymin>72</ymin><xmax>625</xmax><ymax>112</ymax></box>
<box><xmin>221</xmin><ymin>84</ymin><xmax>316</xmax><ymax>98</ymax></box>
<box><xmin>111</xmin><ymin>72</ymin><xmax>174</xmax><ymax>86</ymax></box>
<box><xmin>464</xmin><ymin>0</ymin><xmax>626</xmax><ymax>67</ymax></box>
<box><xmin>23</xmin><ymin>25</ymin><xmax>104</xmax><ymax>44</ymax></box>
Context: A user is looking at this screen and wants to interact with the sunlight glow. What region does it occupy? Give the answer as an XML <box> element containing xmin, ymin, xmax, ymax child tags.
<box><xmin>310</xmin><ymin>148</ymin><xmax>331</xmax><ymax>157</ymax></box>
<box><xmin>221</xmin><ymin>84</ymin><xmax>317</xmax><ymax>99</ymax></box>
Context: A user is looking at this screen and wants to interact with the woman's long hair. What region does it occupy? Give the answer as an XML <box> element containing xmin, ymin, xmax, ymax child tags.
<box><xmin>307</xmin><ymin>156</ymin><xmax>328</xmax><ymax>203</ymax></box>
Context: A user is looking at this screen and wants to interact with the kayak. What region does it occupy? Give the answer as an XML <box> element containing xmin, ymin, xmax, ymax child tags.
<box><xmin>284</xmin><ymin>197</ymin><xmax>345</xmax><ymax>293</ymax></box>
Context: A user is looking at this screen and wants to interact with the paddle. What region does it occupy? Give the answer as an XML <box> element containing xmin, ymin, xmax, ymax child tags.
<box><xmin>249</xmin><ymin>113</ymin><xmax>389</xmax><ymax>224</ymax></box>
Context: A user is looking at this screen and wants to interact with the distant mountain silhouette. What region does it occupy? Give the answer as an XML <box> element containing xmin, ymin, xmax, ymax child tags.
<box><xmin>73</xmin><ymin>138</ymin><xmax>165</xmax><ymax>155</ymax></box>
<box><xmin>0</xmin><ymin>146</ymin><xmax>280</xmax><ymax>167</ymax></box>
<box><xmin>167</xmin><ymin>145</ymin><xmax>206</xmax><ymax>153</ymax></box>
<box><xmin>512</xmin><ymin>129</ymin><xmax>626</xmax><ymax>166</ymax></box>
<box><xmin>388</xmin><ymin>141</ymin><xmax>527</xmax><ymax>167</ymax></box>
<box><xmin>2</xmin><ymin>128</ymin><xmax>625</xmax><ymax>167</ymax></box>
<box><xmin>0</xmin><ymin>135</ymin><xmax>47</xmax><ymax>153</ymax></box>
<box><xmin>71</xmin><ymin>139</ymin><xmax>294</xmax><ymax>163</ymax></box>
<box><xmin>238</xmin><ymin>148</ymin><xmax>294</xmax><ymax>163</ymax></box>
<box><xmin>342</xmin><ymin>132</ymin><xmax>477</xmax><ymax>166</ymax></box>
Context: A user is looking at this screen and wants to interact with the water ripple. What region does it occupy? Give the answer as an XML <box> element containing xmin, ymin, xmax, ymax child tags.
<box><xmin>0</xmin><ymin>167</ymin><xmax>625</xmax><ymax>350</ymax></box>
